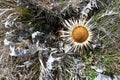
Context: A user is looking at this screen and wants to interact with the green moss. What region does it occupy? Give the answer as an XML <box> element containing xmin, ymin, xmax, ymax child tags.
<box><xmin>60</xmin><ymin>0</ymin><xmax>65</xmax><ymax>3</ymax></box>
<box><xmin>18</xmin><ymin>6</ymin><xmax>34</xmax><ymax>24</ymax></box>
<box><xmin>0</xmin><ymin>35</ymin><xmax>4</xmax><ymax>39</ymax></box>
<box><xmin>90</xmin><ymin>71</ymin><xmax>96</xmax><ymax>80</ymax></box>
<box><xmin>84</xmin><ymin>65</ymin><xmax>96</xmax><ymax>80</ymax></box>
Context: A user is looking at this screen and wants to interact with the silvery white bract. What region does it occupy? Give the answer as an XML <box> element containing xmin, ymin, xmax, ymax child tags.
<box><xmin>4</xmin><ymin>39</ymin><xmax>12</xmax><ymax>46</ymax></box>
<box><xmin>95</xmin><ymin>74</ymin><xmax>120</xmax><ymax>80</ymax></box>
<box><xmin>9</xmin><ymin>45</ymin><xmax>27</xmax><ymax>56</ymax></box>
<box><xmin>99</xmin><ymin>10</ymin><xmax>118</xmax><ymax>19</ymax></box>
<box><xmin>81</xmin><ymin>0</ymin><xmax>97</xmax><ymax>17</ymax></box>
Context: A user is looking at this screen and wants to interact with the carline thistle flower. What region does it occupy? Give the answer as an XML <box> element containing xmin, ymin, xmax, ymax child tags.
<box><xmin>60</xmin><ymin>18</ymin><xmax>93</xmax><ymax>52</ymax></box>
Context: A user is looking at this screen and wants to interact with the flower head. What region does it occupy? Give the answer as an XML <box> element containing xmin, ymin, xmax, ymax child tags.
<box><xmin>60</xmin><ymin>18</ymin><xmax>93</xmax><ymax>52</ymax></box>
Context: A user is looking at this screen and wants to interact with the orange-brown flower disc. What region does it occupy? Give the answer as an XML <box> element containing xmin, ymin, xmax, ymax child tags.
<box><xmin>70</xmin><ymin>26</ymin><xmax>89</xmax><ymax>43</ymax></box>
